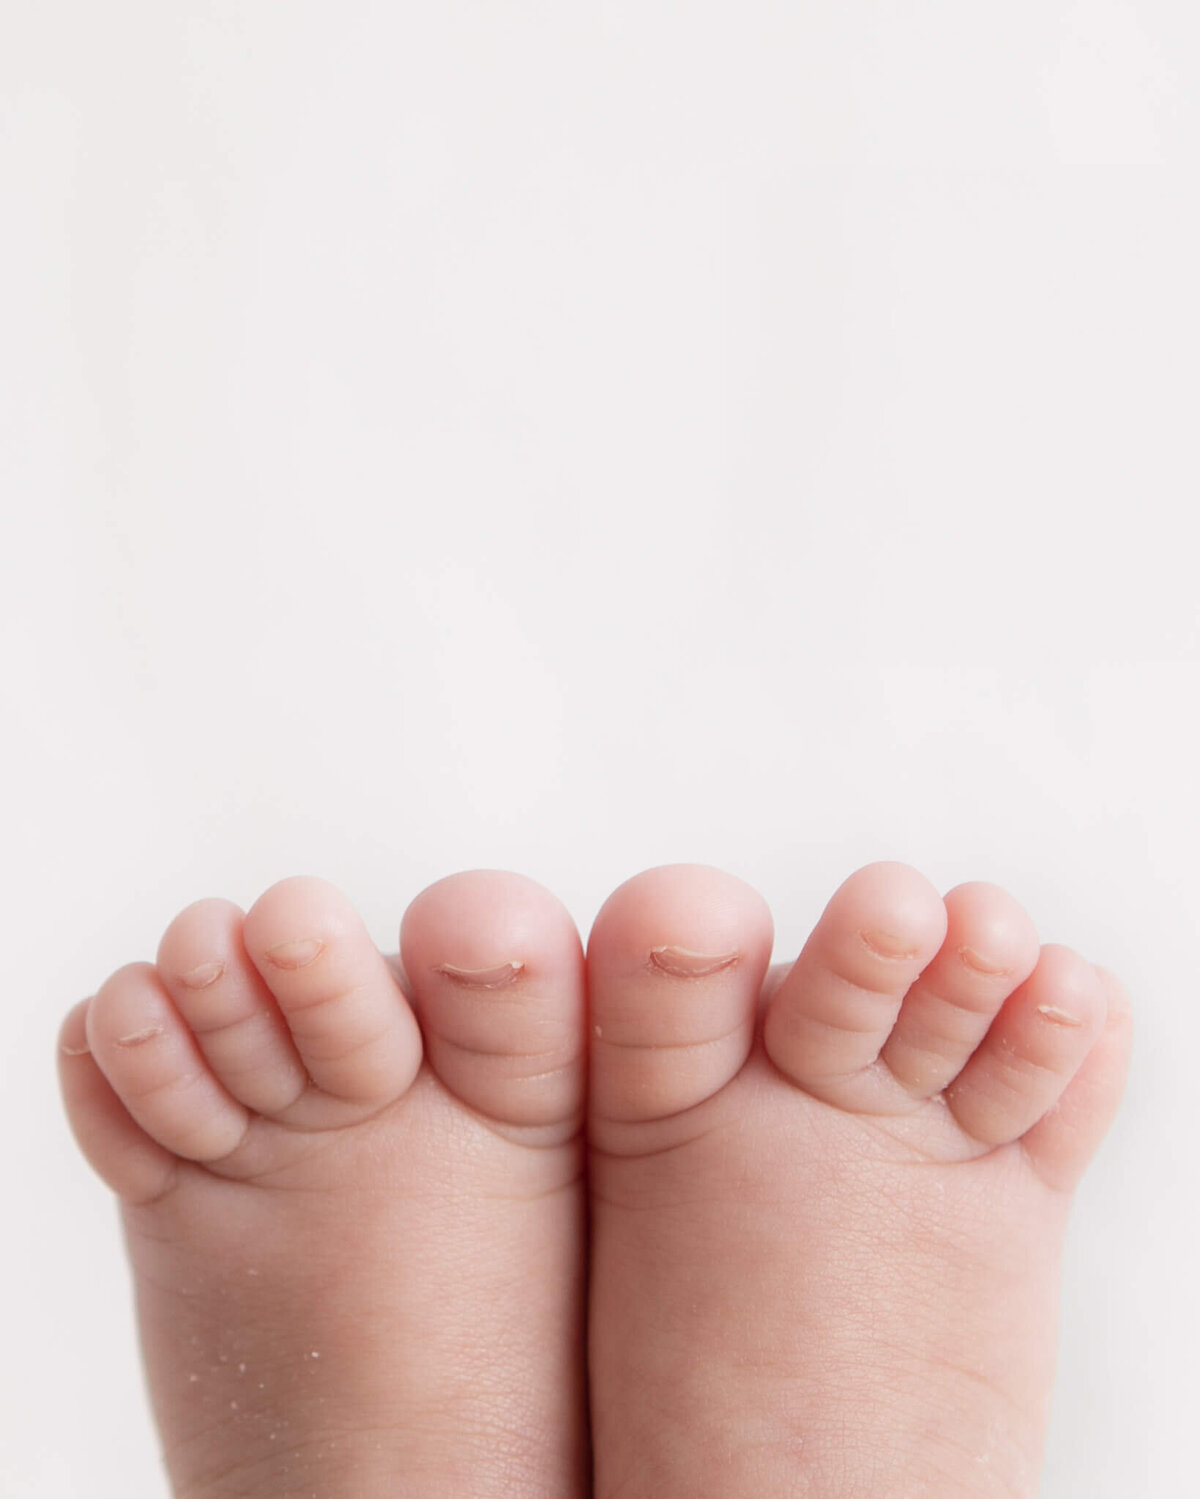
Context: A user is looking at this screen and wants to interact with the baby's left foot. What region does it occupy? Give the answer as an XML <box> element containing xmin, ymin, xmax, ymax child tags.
<box><xmin>587</xmin><ymin>862</ymin><xmax>1133</xmax><ymax>1498</ymax></box>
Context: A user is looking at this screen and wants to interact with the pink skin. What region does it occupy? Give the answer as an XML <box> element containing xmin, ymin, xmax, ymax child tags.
<box><xmin>587</xmin><ymin>862</ymin><xmax>1132</xmax><ymax>1499</ymax></box>
<box><xmin>58</xmin><ymin>861</ymin><xmax>1131</xmax><ymax>1499</ymax></box>
<box><xmin>59</xmin><ymin>871</ymin><xmax>588</xmax><ymax>1499</ymax></box>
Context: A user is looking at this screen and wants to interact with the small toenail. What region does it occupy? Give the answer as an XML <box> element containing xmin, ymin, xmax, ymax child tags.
<box><xmin>179</xmin><ymin>960</ymin><xmax>225</xmax><ymax>989</ymax></box>
<box><xmin>60</xmin><ymin>1040</ymin><xmax>90</xmax><ymax>1057</ymax></box>
<box><xmin>859</xmin><ymin>929</ymin><xmax>921</xmax><ymax>961</ymax></box>
<box><xmin>265</xmin><ymin>938</ymin><xmax>326</xmax><ymax>970</ymax></box>
<box><xmin>1036</xmin><ymin>1003</ymin><xmax>1085</xmax><ymax>1028</ymax></box>
<box><xmin>957</xmin><ymin>945</ymin><xmax>1011</xmax><ymax>977</ymax></box>
<box><xmin>649</xmin><ymin>946</ymin><xmax>740</xmax><ymax>978</ymax></box>
<box><xmin>115</xmin><ymin>1024</ymin><xmax>165</xmax><ymax>1047</ymax></box>
<box><xmin>435</xmin><ymin>960</ymin><xmax>524</xmax><ymax>989</ymax></box>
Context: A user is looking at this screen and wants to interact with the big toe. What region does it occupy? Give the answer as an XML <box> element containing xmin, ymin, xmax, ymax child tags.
<box><xmin>400</xmin><ymin>870</ymin><xmax>586</xmax><ymax>1140</ymax></box>
<box><xmin>587</xmin><ymin>865</ymin><xmax>773</xmax><ymax>1149</ymax></box>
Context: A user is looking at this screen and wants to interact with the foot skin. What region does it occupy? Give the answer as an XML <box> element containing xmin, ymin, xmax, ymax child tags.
<box><xmin>59</xmin><ymin>873</ymin><xmax>588</xmax><ymax>1499</ymax></box>
<box><xmin>587</xmin><ymin>863</ymin><xmax>1132</xmax><ymax>1499</ymax></box>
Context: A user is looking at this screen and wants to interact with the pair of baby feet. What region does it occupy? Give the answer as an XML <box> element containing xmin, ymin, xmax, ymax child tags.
<box><xmin>59</xmin><ymin>861</ymin><xmax>1131</xmax><ymax>1498</ymax></box>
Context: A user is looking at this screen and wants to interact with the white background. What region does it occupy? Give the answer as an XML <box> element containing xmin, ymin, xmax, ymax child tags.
<box><xmin>3</xmin><ymin>3</ymin><xmax>1197</xmax><ymax>1495</ymax></box>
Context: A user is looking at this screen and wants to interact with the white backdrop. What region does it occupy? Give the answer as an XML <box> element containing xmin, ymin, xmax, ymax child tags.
<box><xmin>3</xmin><ymin>4</ymin><xmax>1197</xmax><ymax>1495</ymax></box>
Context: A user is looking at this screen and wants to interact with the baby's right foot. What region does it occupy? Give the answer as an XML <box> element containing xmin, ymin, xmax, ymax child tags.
<box><xmin>587</xmin><ymin>863</ymin><xmax>1132</xmax><ymax>1499</ymax></box>
<box><xmin>59</xmin><ymin>872</ymin><xmax>588</xmax><ymax>1499</ymax></box>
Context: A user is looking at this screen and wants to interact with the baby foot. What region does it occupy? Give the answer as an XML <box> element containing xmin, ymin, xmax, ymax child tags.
<box><xmin>59</xmin><ymin>872</ymin><xmax>587</xmax><ymax>1499</ymax></box>
<box><xmin>587</xmin><ymin>862</ymin><xmax>1132</xmax><ymax>1498</ymax></box>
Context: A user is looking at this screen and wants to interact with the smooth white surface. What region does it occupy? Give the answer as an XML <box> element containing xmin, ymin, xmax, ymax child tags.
<box><xmin>3</xmin><ymin>4</ymin><xmax>1197</xmax><ymax>1495</ymax></box>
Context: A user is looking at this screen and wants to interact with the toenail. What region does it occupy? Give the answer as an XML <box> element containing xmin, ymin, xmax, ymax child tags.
<box><xmin>60</xmin><ymin>1039</ymin><xmax>90</xmax><ymax>1056</ymax></box>
<box><xmin>264</xmin><ymin>938</ymin><xmax>326</xmax><ymax>970</ymax></box>
<box><xmin>649</xmin><ymin>945</ymin><xmax>740</xmax><ymax>978</ymax></box>
<box><xmin>115</xmin><ymin>1024</ymin><xmax>166</xmax><ymax>1047</ymax></box>
<box><xmin>957</xmin><ymin>945</ymin><xmax>1012</xmax><ymax>977</ymax></box>
<box><xmin>859</xmin><ymin>929</ymin><xmax>921</xmax><ymax>961</ymax></box>
<box><xmin>1036</xmin><ymin>1003</ymin><xmax>1085</xmax><ymax>1028</ymax></box>
<box><xmin>434</xmin><ymin>960</ymin><xmax>524</xmax><ymax>989</ymax></box>
<box><xmin>178</xmin><ymin>960</ymin><xmax>225</xmax><ymax>989</ymax></box>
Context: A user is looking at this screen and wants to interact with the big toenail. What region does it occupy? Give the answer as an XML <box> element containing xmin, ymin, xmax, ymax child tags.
<box><xmin>649</xmin><ymin>946</ymin><xmax>740</xmax><ymax>977</ymax></box>
<box><xmin>1036</xmin><ymin>1003</ymin><xmax>1085</xmax><ymax>1027</ymax></box>
<box><xmin>435</xmin><ymin>961</ymin><xmax>524</xmax><ymax>989</ymax></box>
<box><xmin>179</xmin><ymin>961</ymin><xmax>225</xmax><ymax>989</ymax></box>
<box><xmin>265</xmin><ymin>938</ymin><xmax>326</xmax><ymax>970</ymax></box>
<box><xmin>957</xmin><ymin>945</ymin><xmax>1011</xmax><ymax>977</ymax></box>
<box><xmin>115</xmin><ymin>1024</ymin><xmax>165</xmax><ymax>1047</ymax></box>
<box><xmin>859</xmin><ymin>929</ymin><xmax>921</xmax><ymax>961</ymax></box>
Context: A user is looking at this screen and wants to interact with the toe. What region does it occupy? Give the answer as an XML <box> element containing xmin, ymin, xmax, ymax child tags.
<box><xmin>945</xmin><ymin>944</ymin><xmax>1108</xmax><ymax>1148</ymax></box>
<box><xmin>242</xmin><ymin>876</ymin><xmax>422</xmax><ymax>1110</ymax></box>
<box><xmin>58</xmin><ymin>999</ymin><xmax>179</xmax><ymax>1203</ymax></box>
<box><xmin>1019</xmin><ymin>966</ymin><xmax>1133</xmax><ymax>1190</ymax></box>
<box><xmin>880</xmin><ymin>882</ymin><xmax>1041</xmax><ymax>1098</ymax></box>
<box><xmin>85</xmin><ymin>965</ymin><xmax>250</xmax><ymax>1163</ymax></box>
<box><xmin>587</xmin><ymin>865</ymin><xmax>773</xmax><ymax>1136</ymax></box>
<box><xmin>763</xmin><ymin>862</ymin><xmax>947</xmax><ymax>1110</ymax></box>
<box><xmin>400</xmin><ymin>870</ymin><xmax>585</xmax><ymax>1138</ymax></box>
<box><xmin>157</xmin><ymin>899</ymin><xmax>309</xmax><ymax>1116</ymax></box>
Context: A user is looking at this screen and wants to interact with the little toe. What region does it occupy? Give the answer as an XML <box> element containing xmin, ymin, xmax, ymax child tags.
<box><xmin>242</xmin><ymin>877</ymin><xmax>422</xmax><ymax>1110</ymax></box>
<box><xmin>400</xmin><ymin>870</ymin><xmax>585</xmax><ymax>1139</ymax></box>
<box><xmin>880</xmin><ymin>882</ymin><xmax>1041</xmax><ymax>1098</ymax></box>
<box><xmin>945</xmin><ymin>944</ymin><xmax>1108</xmax><ymax>1148</ymax></box>
<box><xmin>587</xmin><ymin>865</ymin><xmax>773</xmax><ymax>1136</ymax></box>
<box><xmin>157</xmin><ymin>899</ymin><xmax>309</xmax><ymax>1117</ymax></box>
<box><xmin>1019</xmin><ymin>966</ymin><xmax>1133</xmax><ymax>1191</ymax></box>
<box><xmin>58</xmin><ymin>999</ymin><xmax>179</xmax><ymax>1203</ymax></box>
<box><xmin>762</xmin><ymin>861</ymin><xmax>948</xmax><ymax>1110</ymax></box>
<box><xmin>85</xmin><ymin>965</ymin><xmax>250</xmax><ymax>1163</ymax></box>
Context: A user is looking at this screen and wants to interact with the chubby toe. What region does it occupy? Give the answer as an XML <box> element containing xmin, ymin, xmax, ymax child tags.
<box><xmin>1018</xmin><ymin>965</ymin><xmax>1133</xmax><ymax>1190</ymax></box>
<box><xmin>945</xmin><ymin>944</ymin><xmax>1108</xmax><ymax>1148</ymax></box>
<box><xmin>881</xmin><ymin>882</ymin><xmax>1041</xmax><ymax>1098</ymax></box>
<box><xmin>400</xmin><ymin>870</ymin><xmax>586</xmax><ymax>1137</ymax></box>
<box><xmin>85</xmin><ymin>964</ymin><xmax>250</xmax><ymax>1163</ymax></box>
<box><xmin>58</xmin><ymin>999</ymin><xmax>180</xmax><ymax>1203</ymax></box>
<box><xmin>243</xmin><ymin>877</ymin><xmax>423</xmax><ymax>1111</ymax></box>
<box><xmin>763</xmin><ymin>862</ymin><xmax>947</xmax><ymax>1110</ymax></box>
<box><xmin>157</xmin><ymin>899</ymin><xmax>309</xmax><ymax>1117</ymax></box>
<box><xmin>587</xmin><ymin>865</ymin><xmax>773</xmax><ymax>1140</ymax></box>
